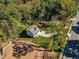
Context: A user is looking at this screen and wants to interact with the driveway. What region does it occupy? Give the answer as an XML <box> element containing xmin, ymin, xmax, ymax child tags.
<box><xmin>63</xmin><ymin>11</ymin><xmax>79</xmax><ymax>59</ymax></box>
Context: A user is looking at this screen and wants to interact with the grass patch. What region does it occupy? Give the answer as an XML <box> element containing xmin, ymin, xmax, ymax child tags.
<box><xmin>32</xmin><ymin>36</ymin><xmax>49</xmax><ymax>49</ymax></box>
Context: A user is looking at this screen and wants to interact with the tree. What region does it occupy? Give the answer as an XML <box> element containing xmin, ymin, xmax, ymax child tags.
<box><xmin>0</xmin><ymin>10</ymin><xmax>8</xmax><ymax>20</ymax></box>
<box><xmin>5</xmin><ymin>4</ymin><xmax>22</xmax><ymax>21</ymax></box>
<box><xmin>59</xmin><ymin>0</ymin><xmax>77</xmax><ymax>20</ymax></box>
<box><xmin>16</xmin><ymin>2</ymin><xmax>33</xmax><ymax>23</ymax></box>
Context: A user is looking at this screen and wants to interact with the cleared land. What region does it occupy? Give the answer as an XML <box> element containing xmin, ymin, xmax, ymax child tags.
<box><xmin>2</xmin><ymin>41</ymin><xmax>58</xmax><ymax>59</ymax></box>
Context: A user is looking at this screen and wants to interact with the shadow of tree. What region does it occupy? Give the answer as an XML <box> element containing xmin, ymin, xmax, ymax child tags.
<box><xmin>72</xmin><ymin>26</ymin><xmax>79</xmax><ymax>34</ymax></box>
<box><xmin>76</xmin><ymin>22</ymin><xmax>79</xmax><ymax>25</ymax></box>
<box><xmin>19</xmin><ymin>29</ymin><xmax>32</xmax><ymax>38</ymax></box>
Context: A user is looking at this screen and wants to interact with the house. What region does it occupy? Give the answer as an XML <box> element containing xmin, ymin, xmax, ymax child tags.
<box><xmin>26</xmin><ymin>25</ymin><xmax>40</xmax><ymax>37</ymax></box>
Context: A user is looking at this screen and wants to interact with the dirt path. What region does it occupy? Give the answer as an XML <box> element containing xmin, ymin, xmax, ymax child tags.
<box><xmin>0</xmin><ymin>55</ymin><xmax>2</xmax><ymax>59</ymax></box>
<box><xmin>2</xmin><ymin>42</ymin><xmax>44</xmax><ymax>59</ymax></box>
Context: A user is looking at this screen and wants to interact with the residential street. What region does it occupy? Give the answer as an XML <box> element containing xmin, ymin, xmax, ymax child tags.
<box><xmin>70</xmin><ymin>11</ymin><xmax>79</xmax><ymax>40</ymax></box>
<box><xmin>63</xmin><ymin>11</ymin><xmax>79</xmax><ymax>59</ymax></box>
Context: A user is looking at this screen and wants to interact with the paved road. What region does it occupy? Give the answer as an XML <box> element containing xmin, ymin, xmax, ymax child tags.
<box><xmin>70</xmin><ymin>11</ymin><xmax>79</xmax><ymax>40</ymax></box>
<box><xmin>63</xmin><ymin>11</ymin><xmax>79</xmax><ymax>59</ymax></box>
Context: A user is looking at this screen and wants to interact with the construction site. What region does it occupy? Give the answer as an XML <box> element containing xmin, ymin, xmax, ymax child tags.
<box><xmin>0</xmin><ymin>41</ymin><xmax>59</xmax><ymax>59</ymax></box>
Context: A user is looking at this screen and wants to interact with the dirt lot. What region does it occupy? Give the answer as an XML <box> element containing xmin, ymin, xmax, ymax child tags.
<box><xmin>2</xmin><ymin>41</ymin><xmax>58</xmax><ymax>59</ymax></box>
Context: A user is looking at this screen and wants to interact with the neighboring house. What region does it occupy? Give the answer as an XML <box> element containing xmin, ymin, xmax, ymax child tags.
<box><xmin>26</xmin><ymin>25</ymin><xmax>40</xmax><ymax>37</ymax></box>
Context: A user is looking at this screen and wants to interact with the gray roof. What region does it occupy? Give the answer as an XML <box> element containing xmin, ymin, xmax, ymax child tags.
<box><xmin>27</xmin><ymin>25</ymin><xmax>40</xmax><ymax>36</ymax></box>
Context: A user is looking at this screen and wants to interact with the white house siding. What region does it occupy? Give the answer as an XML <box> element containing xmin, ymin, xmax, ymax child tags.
<box><xmin>27</xmin><ymin>31</ymin><xmax>33</xmax><ymax>37</ymax></box>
